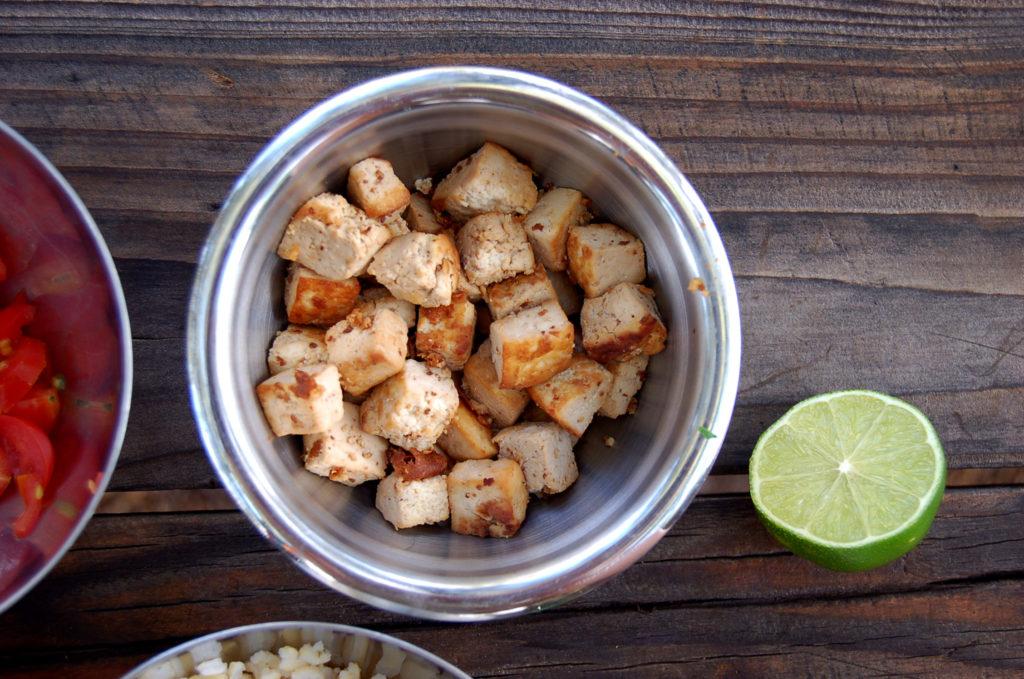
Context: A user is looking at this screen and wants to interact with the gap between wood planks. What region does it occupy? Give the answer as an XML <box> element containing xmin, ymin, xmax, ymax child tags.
<box><xmin>95</xmin><ymin>468</ymin><xmax>1024</xmax><ymax>514</ymax></box>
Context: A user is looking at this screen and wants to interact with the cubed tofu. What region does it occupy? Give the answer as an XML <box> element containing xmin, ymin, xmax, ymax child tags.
<box><xmin>283</xmin><ymin>262</ymin><xmax>361</xmax><ymax>327</ymax></box>
<box><xmin>415</xmin><ymin>291</ymin><xmax>476</xmax><ymax>371</ymax></box>
<box><xmin>267</xmin><ymin>324</ymin><xmax>328</xmax><ymax>375</ymax></box>
<box><xmin>489</xmin><ymin>299</ymin><xmax>575</xmax><ymax>390</ymax></box>
<box><xmin>277</xmin><ymin>192</ymin><xmax>391</xmax><ymax>280</ymax></box>
<box><xmin>598</xmin><ymin>353</ymin><xmax>649</xmax><ymax>418</ymax></box>
<box><xmin>375</xmin><ymin>473</ymin><xmax>450</xmax><ymax>530</ymax></box>
<box><xmin>547</xmin><ymin>267</ymin><xmax>583</xmax><ymax>316</ymax></box>
<box><xmin>447</xmin><ymin>458</ymin><xmax>529</xmax><ymax>538</ymax></box>
<box><xmin>527</xmin><ymin>354</ymin><xmax>613</xmax><ymax>438</ymax></box>
<box><xmin>354</xmin><ymin>286</ymin><xmax>417</xmax><ymax>328</ymax></box>
<box><xmin>493</xmin><ymin>422</ymin><xmax>578</xmax><ymax>496</ymax></box>
<box><xmin>484</xmin><ymin>267</ymin><xmax>558</xmax><ymax>320</ymax></box>
<box><xmin>360</xmin><ymin>359</ymin><xmax>459</xmax><ymax>451</ymax></box>
<box><xmin>377</xmin><ymin>210</ymin><xmax>411</xmax><ymax>238</ymax></box>
<box><xmin>367</xmin><ymin>231</ymin><xmax>460</xmax><ymax>307</ymax></box>
<box><xmin>460</xmin><ymin>339</ymin><xmax>530</xmax><ymax>428</ymax></box>
<box><xmin>522</xmin><ymin>187</ymin><xmax>590</xmax><ymax>271</ymax></box>
<box><xmin>437</xmin><ymin>396</ymin><xmax>498</xmax><ymax>461</ymax></box>
<box><xmin>404</xmin><ymin>192</ymin><xmax>444</xmax><ymax>234</ymax></box>
<box><xmin>256</xmin><ymin>363</ymin><xmax>344</xmax><ymax>436</ymax></box>
<box><xmin>455</xmin><ymin>212</ymin><xmax>536</xmax><ymax>288</ymax></box>
<box><xmin>325</xmin><ymin>307</ymin><xmax>408</xmax><ymax>396</ymax></box>
<box><xmin>431</xmin><ymin>142</ymin><xmax>538</xmax><ymax>221</ymax></box>
<box><xmin>346</xmin><ymin>157</ymin><xmax>411</xmax><ymax>218</ymax></box>
<box><xmin>567</xmin><ymin>223</ymin><xmax>647</xmax><ymax>298</ymax></box>
<box><xmin>303</xmin><ymin>402</ymin><xmax>388</xmax><ymax>486</ymax></box>
<box><xmin>580</xmin><ymin>282</ymin><xmax>667</xmax><ymax>363</ymax></box>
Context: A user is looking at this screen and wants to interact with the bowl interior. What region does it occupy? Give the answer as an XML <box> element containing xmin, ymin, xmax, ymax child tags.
<box><xmin>0</xmin><ymin>120</ymin><xmax>132</xmax><ymax>613</ymax></box>
<box><xmin>193</xmin><ymin>69</ymin><xmax>739</xmax><ymax>618</ymax></box>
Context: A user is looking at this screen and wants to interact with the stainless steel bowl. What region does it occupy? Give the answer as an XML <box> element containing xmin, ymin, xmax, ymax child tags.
<box><xmin>187</xmin><ymin>66</ymin><xmax>741</xmax><ymax>621</ymax></box>
<box><xmin>121</xmin><ymin>620</ymin><xmax>471</xmax><ymax>679</ymax></box>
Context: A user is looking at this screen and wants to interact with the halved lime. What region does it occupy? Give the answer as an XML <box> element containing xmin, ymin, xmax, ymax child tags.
<box><xmin>749</xmin><ymin>390</ymin><xmax>946</xmax><ymax>571</ymax></box>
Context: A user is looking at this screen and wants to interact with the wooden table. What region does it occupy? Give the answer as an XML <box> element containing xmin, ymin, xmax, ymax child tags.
<box><xmin>2</xmin><ymin>2</ymin><xmax>1022</xmax><ymax>677</ymax></box>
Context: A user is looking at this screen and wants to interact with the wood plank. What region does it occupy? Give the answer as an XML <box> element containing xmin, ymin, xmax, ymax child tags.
<box><xmin>1</xmin><ymin>486</ymin><xmax>1020</xmax><ymax>677</ymax></box>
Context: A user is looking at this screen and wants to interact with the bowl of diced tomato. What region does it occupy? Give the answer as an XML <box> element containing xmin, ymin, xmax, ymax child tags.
<box><xmin>0</xmin><ymin>120</ymin><xmax>132</xmax><ymax>613</ymax></box>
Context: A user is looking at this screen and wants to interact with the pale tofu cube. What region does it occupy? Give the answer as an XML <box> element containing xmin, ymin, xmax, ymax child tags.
<box><xmin>277</xmin><ymin>192</ymin><xmax>391</xmax><ymax>280</ymax></box>
<box><xmin>303</xmin><ymin>402</ymin><xmax>388</xmax><ymax>486</ymax></box>
<box><xmin>325</xmin><ymin>308</ymin><xmax>408</xmax><ymax>396</ymax></box>
<box><xmin>522</xmin><ymin>187</ymin><xmax>590</xmax><ymax>271</ymax></box>
<box><xmin>256</xmin><ymin>363</ymin><xmax>344</xmax><ymax>436</ymax></box>
<box><xmin>375</xmin><ymin>473</ymin><xmax>449</xmax><ymax>530</ymax></box>
<box><xmin>354</xmin><ymin>286</ymin><xmax>417</xmax><ymax>328</ymax></box>
<box><xmin>377</xmin><ymin>210</ymin><xmax>411</xmax><ymax>238</ymax></box>
<box><xmin>580</xmin><ymin>282</ymin><xmax>667</xmax><ymax>363</ymax></box>
<box><xmin>415</xmin><ymin>291</ymin><xmax>476</xmax><ymax>371</ymax></box>
<box><xmin>360</xmin><ymin>359</ymin><xmax>459</xmax><ymax>451</ymax></box>
<box><xmin>546</xmin><ymin>267</ymin><xmax>583</xmax><ymax>316</ymax></box>
<box><xmin>267</xmin><ymin>324</ymin><xmax>328</xmax><ymax>375</ymax></box>
<box><xmin>598</xmin><ymin>353</ymin><xmax>649</xmax><ymax>418</ymax></box>
<box><xmin>404</xmin><ymin>192</ymin><xmax>444</xmax><ymax>234</ymax></box>
<box><xmin>493</xmin><ymin>422</ymin><xmax>578</xmax><ymax>496</ymax></box>
<box><xmin>346</xmin><ymin>157</ymin><xmax>411</xmax><ymax>218</ymax></box>
<box><xmin>431</xmin><ymin>142</ymin><xmax>538</xmax><ymax>221</ymax></box>
<box><xmin>437</xmin><ymin>396</ymin><xmax>498</xmax><ymax>461</ymax></box>
<box><xmin>484</xmin><ymin>267</ymin><xmax>558</xmax><ymax>320</ymax></box>
<box><xmin>527</xmin><ymin>354</ymin><xmax>613</xmax><ymax>438</ymax></box>
<box><xmin>460</xmin><ymin>339</ymin><xmax>530</xmax><ymax>428</ymax></box>
<box><xmin>489</xmin><ymin>299</ymin><xmax>575</xmax><ymax>390</ymax></box>
<box><xmin>367</xmin><ymin>232</ymin><xmax>460</xmax><ymax>307</ymax></box>
<box><xmin>567</xmin><ymin>223</ymin><xmax>647</xmax><ymax>298</ymax></box>
<box><xmin>284</xmin><ymin>262</ymin><xmax>361</xmax><ymax>327</ymax></box>
<box><xmin>447</xmin><ymin>458</ymin><xmax>529</xmax><ymax>538</ymax></box>
<box><xmin>455</xmin><ymin>212</ymin><xmax>535</xmax><ymax>287</ymax></box>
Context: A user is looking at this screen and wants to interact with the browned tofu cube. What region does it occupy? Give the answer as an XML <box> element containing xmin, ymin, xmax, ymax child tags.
<box><xmin>404</xmin><ymin>192</ymin><xmax>444</xmax><ymax>234</ymax></box>
<box><xmin>522</xmin><ymin>187</ymin><xmax>590</xmax><ymax>271</ymax></box>
<box><xmin>437</xmin><ymin>396</ymin><xmax>498</xmax><ymax>461</ymax></box>
<box><xmin>527</xmin><ymin>354</ymin><xmax>613</xmax><ymax>438</ymax></box>
<box><xmin>484</xmin><ymin>267</ymin><xmax>558</xmax><ymax>320</ymax></box>
<box><xmin>256</xmin><ymin>363</ymin><xmax>344</xmax><ymax>437</ymax></box>
<box><xmin>489</xmin><ymin>299</ymin><xmax>575</xmax><ymax>390</ymax></box>
<box><xmin>460</xmin><ymin>339</ymin><xmax>530</xmax><ymax>428</ymax></box>
<box><xmin>284</xmin><ymin>262</ymin><xmax>360</xmax><ymax>327</ymax></box>
<box><xmin>346</xmin><ymin>157</ymin><xmax>411</xmax><ymax>218</ymax></box>
<box><xmin>431</xmin><ymin>142</ymin><xmax>538</xmax><ymax>221</ymax></box>
<box><xmin>547</xmin><ymin>267</ymin><xmax>583</xmax><ymax>316</ymax></box>
<box><xmin>567</xmin><ymin>223</ymin><xmax>647</xmax><ymax>298</ymax></box>
<box><xmin>367</xmin><ymin>232</ymin><xmax>460</xmax><ymax>307</ymax></box>
<box><xmin>447</xmin><ymin>458</ymin><xmax>529</xmax><ymax>538</ymax></box>
<box><xmin>598</xmin><ymin>353</ymin><xmax>649</xmax><ymax>418</ymax></box>
<box><xmin>415</xmin><ymin>291</ymin><xmax>476</xmax><ymax>371</ymax></box>
<box><xmin>455</xmin><ymin>212</ymin><xmax>536</xmax><ymax>287</ymax></box>
<box><xmin>277</xmin><ymin>192</ymin><xmax>391</xmax><ymax>280</ymax></box>
<box><xmin>325</xmin><ymin>307</ymin><xmax>408</xmax><ymax>396</ymax></box>
<box><xmin>580</xmin><ymin>282</ymin><xmax>667</xmax><ymax>363</ymax></box>
<box><xmin>303</xmin><ymin>402</ymin><xmax>388</xmax><ymax>486</ymax></box>
<box><xmin>267</xmin><ymin>324</ymin><xmax>328</xmax><ymax>375</ymax></box>
<box><xmin>354</xmin><ymin>286</ymin><xmax>417</xmax><ymax>328</ymax></box>
<box><xmin>493</xmin><ymin>422</ymin><xmax>578</xmax><ymax>496</ymax></box>
<box><xmin>360</xmin><ymin>359</ymin><xmax>459</xmax><ymax>451</ymax></box>
<box><xmin>376</xmin><ymin>473</ymin><xmax>450</xmax><ymax>530</ymax></box>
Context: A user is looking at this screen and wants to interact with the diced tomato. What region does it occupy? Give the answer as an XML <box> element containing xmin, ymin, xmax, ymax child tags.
<box><xmin>0</xmin><ymin>292</ymin><xmax>34</xmax><ymax>349</ymax></box>
<box><xmin>7</xmin><ymin>382</ymin><xmax>60</xmax><ymax>432</ymax></box>
<box><xmin>0</xmin><ymin>336</ymin><xmax>47</xmax><ymax>412</ymax></box>
<box><xmin>0</xmin><ymin>451</ymin><xmax>10</xmax><ymax>496</ymax></box>
<box><xmin>0</xmin><ymin>254</ymin><xmax>6</xmax><ymax>283</ymax></box>
<box><xmin>12</xmin><ymin>473</ymin><xmax>43</xmax><ymax>539</ymax></box>
<box><xmin>0</xmin><ymin>414</ymin><xmax>55</xmax><ymax>487</ymax></box>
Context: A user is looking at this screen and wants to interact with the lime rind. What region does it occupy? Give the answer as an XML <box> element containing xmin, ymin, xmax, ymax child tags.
<box><xmin>749</xmin><ymin>390</ymin><xmax>946</xmax><ymax>570</ymax></box>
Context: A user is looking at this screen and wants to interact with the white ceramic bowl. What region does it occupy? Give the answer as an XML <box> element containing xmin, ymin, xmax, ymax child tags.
<box><xmin>187</xmin><ymin>67</ymin><xmax>741</xmax><ymax>621</ymax></box>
